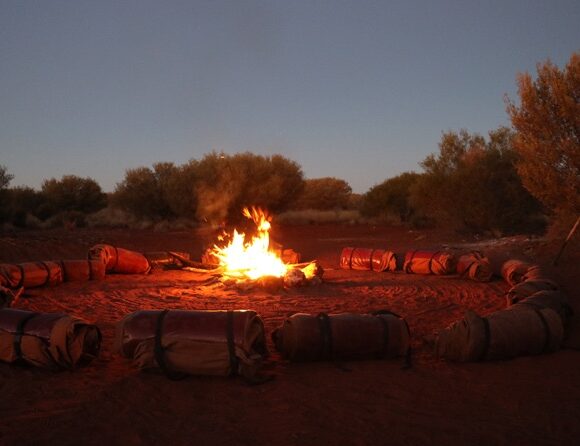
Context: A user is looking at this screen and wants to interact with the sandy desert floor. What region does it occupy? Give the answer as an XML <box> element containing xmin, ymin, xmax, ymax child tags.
<box><xmin>0</xmin><ymin>224</ymin><xmax>579</xmax><ymax>446</ymax></box>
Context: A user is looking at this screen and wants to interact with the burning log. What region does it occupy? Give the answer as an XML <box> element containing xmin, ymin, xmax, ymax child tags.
<box><xmin>116</xmin><ymin>309</ymin><xmax>268</xmax><ymax>379</ymax></box>
<box><xmin>276</xmin><ymin>247</ymin><xmax>301</xmax><ymax>265</ymax></box>
<box><xmin>403</xmin><ymin>250</ymin><xmax>456</xmax><ymax>275</ymax></box>
<box><xmin>339</xmin><ymin>247</ymin><xmax>397</xmax><ymax>272</ymax></box>
<box><xmin>196</xmin><ymin>207</ymin><xmax>320</xmax><ymax>290</ymax></box>
<box><xmin>144</xmin><ymin>251</ymin><xmax>191</xmax><ymax>268</ymax></box>
<box><xmin>215</xmin><ymin>261</ymin><xmax>324</xmax><ymax>292</ymax></box>
<box><xmin>272</xmin><ymin>311</ymin><xmax>410</xmax><ymax>362</ymax></box>
<box><xmin>88</xmin><ymin>244</ymin><xmax>151</xmax><ymax>274</ymax></box>
<box><xmin>0</xmin><ymin>308</ymin><xmax>101</xmax><ymax>370</ymax></box>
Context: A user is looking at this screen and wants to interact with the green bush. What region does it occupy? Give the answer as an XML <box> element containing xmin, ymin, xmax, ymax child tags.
<box><xmin>110</xmin><ymin>152</ymin><xmax>304</xmax><ymax>224</ymax></box>
<box><xmin>195</xmin><ymin>152</ymin><xmax>304</xmax><ymax>224</ymax></box>
<box><xmin>291</xmin><ymin>177</ymin><xmax>352</xmax><ymax>210</ymax></box>
<box><xmin>0</xmin><ymin>165</ymin><xmax>14</xmax><ymax>223</ymax></box>
<box><xmin>506</xmin><ymin>52</ymin><xmax>579</xmax><ymax>216</ymax></box>
<box><xmin>163</xmin><ymin>160</ymin><xmax>200</xmax><ymax>219</ymax></box>
<box><xmin>3</xmin><ymin>186</ymin><xmax>46</xmax><ymax>227</ymax></box>
<box><xmin>361</xmin><ymin>172</ymin><xmax>421</xmax><ymax>223</ymax></box>
<box><xmin>41</xmin><ymin>175</ymin><xmax>107</xmax><ymax>216</ymax></box>
<box><xmin>111</xmin><ymin>165</ymin><xmax>175</xmax><ymax>219</ymax></box>
<box><xmin>410</xmin><ymin>127</ymin><xmax>543</xmax><ymax>234</ymax></box>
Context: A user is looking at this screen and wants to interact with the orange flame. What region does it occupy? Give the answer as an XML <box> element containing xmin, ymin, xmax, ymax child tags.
<box><xmin>211</xmin><ymin>207</ymin><xmax>288</xmax><ymax>280</ymax></box>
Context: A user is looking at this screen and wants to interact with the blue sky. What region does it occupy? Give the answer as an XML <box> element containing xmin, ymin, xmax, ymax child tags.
<box><xmin>1</xmin><ymin>0</ymin><xmax>578</xmax><ymax>193</ymax></box>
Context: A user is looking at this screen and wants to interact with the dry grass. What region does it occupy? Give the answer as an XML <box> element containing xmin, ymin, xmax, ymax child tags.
<box><xmin>275</xmin><ymin>209</ymin><xmax>363</xmax><ymax>225</ymax></box>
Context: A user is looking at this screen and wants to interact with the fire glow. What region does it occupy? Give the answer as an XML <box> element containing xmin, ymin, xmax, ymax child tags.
<box><xmin>211</xmin><ymin>207</ymin><xmax>289</xmax><ymax>280</ymax></box>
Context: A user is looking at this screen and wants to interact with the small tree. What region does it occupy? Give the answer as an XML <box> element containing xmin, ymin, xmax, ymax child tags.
<box><xmin>0</xmin><ymin>165</ymin><xmax>14</xmax><ymax>223</ymax></box>
<box><xmin>112</xmin><ymin>166</ymin><xmax>173</xmax><ymax>219</ymax></box>
<box><xmin>195</xmin><ymin>152</ymin><xmax>304</xmax><ymax>224</ymax></box>
<box><xmin>506</xmin><ymin>52</ymin><xmax>580</xmax><ymax>215</ymax></box>
<box><xmin>292</xmin><ymin>177</ymin><xmax>352</xmax><ymax>210</ymax></box>
<box><xmin>361</xmin><ymin>172</ymin><xmax>420</xmax><ymax>222</ymax></box>
<box><xmin>0</xmin><ymin>165</ymin><xmax>13</xmax><ymax>190</ymax></box>
<box><xmin>41</xmin><ymin>175</ymin><xmax>107</xmax><ymax>215</ymax></box>
<box><xmin>4</xmin><ymin>186</ymin><xmax>46</xmax><ymax>227</ymax></box>
<box><xmin>410</xmin><ymin>128</ymin><xmax>542</xmax><ymax>233</ymax></box>
<box><xmin>163</xmin><ymin>160</ymin><xmax>200</xmax><ymax>219</ymax></box>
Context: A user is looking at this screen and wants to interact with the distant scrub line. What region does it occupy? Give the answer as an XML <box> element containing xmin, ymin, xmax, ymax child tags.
<box><xmin>0</xmin><ymin>52</ymin><xmax>577</xmax><ymax>241</ymax></box>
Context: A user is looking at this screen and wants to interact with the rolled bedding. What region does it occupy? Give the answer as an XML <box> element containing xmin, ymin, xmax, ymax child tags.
<box><xmin>0</xmin><ymin>260</ymin><xmax>105</xmax><ymax>290</ymax></box>
<box><xmin>58</xmin><ymin>259</ymin><xmax>106</xmax><ymax>282</ymax></box>
<box><xmin>0</xmin><ymin>308</ymin><xmax>101</xmax><ymax>370</ymax></box>
<box><xmin>456</xmin><ymin>251</ymin><xmax>493</xmax><ymax>282</ymax></box>
<box><xmin>500</xmin><ymin>259</ymin><xmax>539</xmax><ymax>286</ymax></box>
<box><xmin>403</xmin><ymin>250</ymin><xmax>456</xmax><ymax>275</ymax></box>
<box><xmin>339</xmin><ymin>247</ymin><xmax>397</xmax><ymax>272</ymax></box>
<box><xmin>506</xmin><ymin>278</ymin><xmax>559</xmax><ymax>305</ymax></box>
<box><xmin>116</xmin><ymin>309</ymin><xmax>268</xmax><ymax>379</ymax></box>
<box><xmin>511</xmin><ymin>290</ymin><xmax>571</xmax><ymax>321</ymax></box>
<box><xmin>435</xmin><ymin>302</ymin><xmax>565</xmax><ymax>362</ymax></box>
<box><xmin>89</xmin><ymin>244</ymin><xmax>151</xmax><ymax>274</ymax></box>
<box><xmin>272</xmin><ymin>311</ymin><xmax>410</xmax><ymax>362</ymax></box>
<box><xmin>0</xmin><ymin>261</ymin><xmax>63</xmax><ymax>289</ymax></box>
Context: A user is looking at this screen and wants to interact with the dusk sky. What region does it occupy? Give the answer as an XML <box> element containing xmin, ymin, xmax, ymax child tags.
<box><xmin>1</xmin><ymin>0</ymin><xmax>579</xmax><ymax>193</ymax></box>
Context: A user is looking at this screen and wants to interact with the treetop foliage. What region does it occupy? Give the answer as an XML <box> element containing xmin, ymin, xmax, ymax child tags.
<box><xmin>506</xmin><ymin>51</ymin><xmax>579</xmax><ymax>214</ymax></box>
<box><xmin>361</xmin><ymin>172</ymin><xmax>420</xmax><ymax>223</ymax></box>
<box><xmin>411</xmin><ymin>127</ymin><xmax>542</xmax><ymax>233</ymax></box>
<box><xmin>292</xmin><ymin>177</ymin><xmax>353</xmax><ymax>210</ymax></box>
<box><xmin>112</xmin><ymin>152</ymin><xmax>304</xmax><ymax>224</ymax></box>
<box><xmin>0</xmin><ymin>165</ymin><xmax>13</xmax><ymax>190</ymax></box>
<box><xmin>41</xmin><ymin>175</ymin><xmax>107</xmax><ymax>215</ymax></box>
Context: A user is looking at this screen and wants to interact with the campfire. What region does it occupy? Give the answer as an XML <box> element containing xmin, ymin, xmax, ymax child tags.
<box><xmin>197</xmin><ymin>207</ymin><xmax>322</xmax><ymax>289</ymax></box>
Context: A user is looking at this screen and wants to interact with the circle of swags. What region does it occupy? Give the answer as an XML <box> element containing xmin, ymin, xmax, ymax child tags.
<box><xmin>0</xmin><ymin>237</ymin><xmax>570</xmax><ymax>380</ymax></box>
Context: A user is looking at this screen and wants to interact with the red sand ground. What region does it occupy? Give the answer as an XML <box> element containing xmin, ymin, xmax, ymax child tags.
<box><xmin>1</xmin><ymin>224</ymin><xmax>579</xmax><ymax>446</ymax></box>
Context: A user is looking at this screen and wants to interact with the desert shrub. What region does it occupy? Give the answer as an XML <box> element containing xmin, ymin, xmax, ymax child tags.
<box><xmin>361</xmin><ymin>172</ymin><xmax>421</xmax><ymax>223</ymax></box>
<box><xmin>291</xmin><ymin>177</ymin><xmax>352</xmax><ymax>210</ymax></box>
<box><xmin>3</xmin><ymin>186</ymin><xmax>46</xmax><ymax>227</ymax></box>
<box><xmin>162</xmin><ymin>160</ymin><xmax>200</xmax><ymax>219</ymax></box>
<box><xmin>112</xmin><ymin>165</ymin><xmax>175</xmax><ymax>219</ymax></box>
<box><xmin>86</xmin><ymin>206</ymin><xmax>137</xmax><ymax>228</ymax></box>
<box><xmin>41</xmin><ymin>175</ymin><xmax>107</xmax><ymax>217</ymax></box>
<box><xmin>0</xmin><ymin>165</ymin><xmax>12</xmax><ymax>190</ymax></box>
<box><xmin>410</xmin><ymin>127</ymin><xmax>542</xmax><ymax>234</ymax></box>
<box><xmin>276</xmin><ymin>209</ymin><xmax>362</xmax><ymax>225</ymax></box>
<box><xmin>506</xmin><ymin>52</ymin><xmax>579</xmax><ymax>216</ymax></box>
<box><xmin>195</xmin><ymin>152</ymin><xmax>304</xmax><ymax>224</ymax></box>
<box><xmin>111</xmin><ymin>153</ymin><xmax>303</xmax><ymax>224</ymax></box>
<box><xmin>0</xmin><ymin>165</ymin><xmax>14</xmax><ymax>223</ymax></box>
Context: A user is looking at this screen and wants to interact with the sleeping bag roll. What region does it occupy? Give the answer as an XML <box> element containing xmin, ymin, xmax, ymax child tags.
<box><xmin>58</xmin><ymin>259</ymin><xmax>106</xmax><ymax>282</ymax></box>
<box><xmin>435</xmin><ymin>305</ymin><xmax>564</xmax><ymax>362</ymax></box>
<box><xmin>273</xmin><ymin>311</ymin><xmax>410</xmax><ymax>362</ymax></box>
<box><xmin>339</xmin><ymin>247</ymin><xmax>397</xmax><ymax>272</ymax></box>
<box><xmin>0</xmin><ymin>308</ymin><xmax>101</xmax><ymax>370</ymax></box>
<box><xmin>403</xmin><ymin>250</ymin><xmax>456</xmax><ymax>275</ymax></box>
<box><xmin>116</xmin><ymin>309</ymin><xmax>268</xmax><ymax>378</ymax></box>
<box><xmin>0</xmin><ymin>261</ymin><xmax>63</xmax><ymax>289</ymax></box>
<box><xmin>456</xmin><ymin>252</ymin><xmax>493</xmax><ymax>282</ymax></box>
<box><xmin>88</xmin><ymin>244</ymin><xmax>151</xmax><ymax>274</ymax></box>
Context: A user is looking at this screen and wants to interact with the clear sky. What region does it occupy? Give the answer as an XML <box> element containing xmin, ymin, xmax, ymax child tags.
<box><xmin>1</xmin><ymin>0</ymin><xmax>578</xmax><ymax>193</ymax></box>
